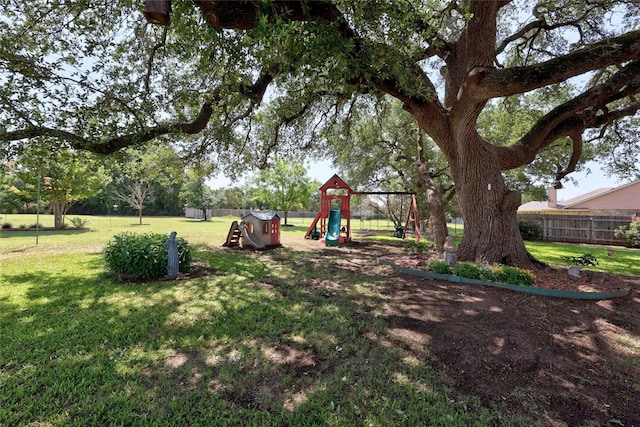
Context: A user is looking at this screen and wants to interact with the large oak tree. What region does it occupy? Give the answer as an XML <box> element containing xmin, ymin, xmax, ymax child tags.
<box><xmin>2</xmin><ymin>0</ymin><xmax>639</xmax><ymax>267</ymax></box>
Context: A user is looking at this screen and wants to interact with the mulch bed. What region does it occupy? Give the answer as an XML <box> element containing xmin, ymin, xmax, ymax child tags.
<box><xmin>380</xmin><ymin>253</ymin><xmax>635</xmax><ymax>293</ymax></box>
<box><xmin>343</xmin><ymin>244</ymin><xmax>640</xmax><ymax>426</ymax></box>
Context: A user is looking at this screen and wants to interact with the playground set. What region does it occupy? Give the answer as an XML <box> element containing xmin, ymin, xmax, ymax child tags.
<box><xmin>304</xmin><ymin>174</ymin><xmax>420</xmax><ymax>246</ymax></box>
<box><xmin>223</xmin><ymin>212</ymin><xmax>281</xmax><ymax>250</ymax></box>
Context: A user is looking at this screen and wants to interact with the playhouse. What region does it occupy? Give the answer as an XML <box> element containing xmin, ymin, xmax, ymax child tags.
<box><xmin>242</xmin><ymin>212</ymin><xmax>281</xmax><ymax>246</ymax></box>
<box><xmin>223</xmin><ymin>211</ymin><xmax>281</xmax><ymax>249</ymax></box>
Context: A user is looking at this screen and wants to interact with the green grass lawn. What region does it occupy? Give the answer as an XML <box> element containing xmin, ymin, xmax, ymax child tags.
<box><xmin>1</xmin><ymin>214</ymin><xmax>638</xmax><ymax>425</ymax></box>
<box><xmin>1</xmin><ymin>214</ymin><xmax>511</xmax><ymax>426</ymax></box>
<box><xmin>524</xmin><ymin>240</ymin><xmax>640</xmax><ymax>276</ymax></box>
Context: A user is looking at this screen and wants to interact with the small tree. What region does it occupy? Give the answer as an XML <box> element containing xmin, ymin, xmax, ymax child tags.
<box><xmin>15</xmin><ymin>147</ymin><xmax>109</xmax><ymax>228</ymax></box>
<box><xmin>115</xmin><ymin>181</ymin><xmax>154</xmax><ymax>225</ymax></box>
<box><xmin>0</xmin><ymin>161</ymin><xmax>25</xmax><ymax>214</ymax></box>
<box><xmin>219</xmin><ymin>186</ymin><xmax>251</xmax><ymax>209</ymax></box>
<box><xmin>252</xmin><ymin>159</ymin><xmax>312</xmax><ymax>225</ymax></box>
<box><xmin>180</xmin><ymin>163</ymin><xmax>219</xmax><ymax>220</ymax></box>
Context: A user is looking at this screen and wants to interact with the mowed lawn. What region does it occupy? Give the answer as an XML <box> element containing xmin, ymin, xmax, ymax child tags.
<box><xmin>1</xmin><ymin>214</ymin><xmax>638</xmax><ymax>426</ymax></box>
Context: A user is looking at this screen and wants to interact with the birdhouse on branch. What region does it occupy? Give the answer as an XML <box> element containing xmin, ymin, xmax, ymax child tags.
<box><xmin>143</xmin><ymin>0</ymin><xmax>172</xmax><ymax>26</ymax></box>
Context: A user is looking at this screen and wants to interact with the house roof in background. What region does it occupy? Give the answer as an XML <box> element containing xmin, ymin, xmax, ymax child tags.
<box><xmin>562</xmin><ymin>187</ymin><xmax>614</xmax><ymax>207</ymax></box>
<box><xmin>518</xmin><ymin>179</ymin><xmax>640</xmax><ymax>212</ymax></box>
<box><xmin>518</xmin><ymin>201</ymin><xmax>551</xmax><ymax>211</ymax></box>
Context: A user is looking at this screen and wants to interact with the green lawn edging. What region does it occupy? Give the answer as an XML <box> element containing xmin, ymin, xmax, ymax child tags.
<box><xmin>377</xmin><ymin>257</ymin><xmax>631</xmax><ymax>300</ymax></box>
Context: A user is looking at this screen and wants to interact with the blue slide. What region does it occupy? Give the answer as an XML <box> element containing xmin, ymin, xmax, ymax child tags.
<box><xmin>325</xmin><ymin>209</ymin><xmax>341</xmax><ymax>246</ymax></box>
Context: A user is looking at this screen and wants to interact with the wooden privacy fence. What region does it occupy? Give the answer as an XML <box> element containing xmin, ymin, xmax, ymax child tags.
<box><xmin>517</xmin><ymin>213</ymin><xmax>631</xmax><ymax>246</ymax></box>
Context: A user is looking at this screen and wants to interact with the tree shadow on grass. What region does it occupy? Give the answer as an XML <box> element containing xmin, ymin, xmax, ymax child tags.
<box><xmin>0</xmin><ymin>242</ymin><xmax>551</xmax><ymax>426</ymax></box>
<box><xmin>0</xmin><ymin>228</ymin><xmax>91</xmax><ymax>239</ymax></box>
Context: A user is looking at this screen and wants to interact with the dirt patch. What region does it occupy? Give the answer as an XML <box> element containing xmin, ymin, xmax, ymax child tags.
<box><xmin>289</xmin><ymin>240</ymin><xmax>640</xmax><ymax>426</ymax></box>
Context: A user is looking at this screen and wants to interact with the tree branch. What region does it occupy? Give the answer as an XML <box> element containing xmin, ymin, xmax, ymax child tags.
<box><xmin>405</xmin><ymin>2</ymin><xmax>455</xmax><ymax>61</ymax></box>
<box><xmin>495</xmin><ymin>7</ymin><xmax>589</xmax><ymax>61</ymax></box>
<box><xmin>496</xmin><ymin>59</ymin><xmax>640</xmax><ymax>170</ymax></box>
<box><xmin>193</xmin><ymin>0</ymin><xmax>448</xmax><ymax>134</ymax></box>
<box><xmin>2</xmin><ymin>68</ymin><xmax>276</xmax><ymax>154</ymax></box>
<box><xmin>193</xmin><ymin>0</ymin><xmax>343</xmax><ymax>31</ymax></box>
<box><xmin>554</xmin><ymin>132</ymin><xmax>583</xmax><ymax>183</ymax></box>
<box><xmin>477</xmin><ymin>29</ymin><xmax>640</xmax><ymax>98</ymax></box>
<box><xmin>144</xmin><ymin>26</ymin><xmax>168</xmax><ymax>94</ymax></box>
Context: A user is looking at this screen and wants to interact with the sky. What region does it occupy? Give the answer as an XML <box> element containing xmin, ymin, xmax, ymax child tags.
<box><xmin>208</xmin><ymin>159</ymin><xmax>335</xmax><ymax>190</ymax></box>
<box><xmin>553</xmin><ymin>162</ymin><xmax>622</xmax><ymax>201</ymax></box>
<box><xmin>209</xmin><ymin>158</ymin><xmax>626</xmax><ymax>202</ymax></box>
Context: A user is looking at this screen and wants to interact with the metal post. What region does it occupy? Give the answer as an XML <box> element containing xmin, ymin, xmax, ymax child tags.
<box><xmin>36</xmin><ymin>174</ymin><xmax>40</xmax><ymax>245</ymax></box>
<box><xmin>111</xmin><ymin>204</ymin><xmax>119</xmax><ymax>230</ymax></box>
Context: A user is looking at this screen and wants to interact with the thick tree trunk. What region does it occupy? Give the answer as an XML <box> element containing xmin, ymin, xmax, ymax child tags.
<box><xmin>422</xmin><ymin>177</ymin><xmax>448</xmax><ymax>254</ymax></box>
<box><xmin>201</xmin><ymin>208</ymin><xmax>208</xmax><ymax>221</ymax></box>
<box><xmin>51</xmin><ymin>197</ymin><xmax>66</xmax><ymax>229</ymax></box>
<box><xmin>416</xmin><ymin>130</ymin><xmax>448</xmax><ymax>253</ymax></box>
<box><xmin>449</xmin><ymin>136</ymin><xmax>536</xmax><ymax>269</ymax></box>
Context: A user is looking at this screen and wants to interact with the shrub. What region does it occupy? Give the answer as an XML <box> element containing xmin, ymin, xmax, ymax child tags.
<box><xmin>29</xmin><ymin>223</ymin><xmax>42</xmax><ymax>229</ymax></box>
<box><xmin>560</xmin><ymin>253</ymin><xmax>599</xmax><ymax>267</ymax></box>
<box><xmin>453</xmin><ymin>262</ymin><xmax>483</xmax><ymax>280</ymax></box>
<box><xmin>518</xmin><ymin>221</ymin><xmax>542</xmax><ymax>241</ymax></box>
<box><xmin>426</xmin><ymin>259</ymin><xmax>536</xmax><ymax>286</ymax></box>
<box><xmin>19</xmin><ymin>224</ymin><xmax>27</xmax><ymax>229</ymax></box>
<box><xmin>614</xmin><ymin>219</ymin><xmax>640</xmax><ymax>248</ymax></box>
<box><xmin>70</xmin><ymin>217</ymin><xmax>90</xmax><ymax>228</ymax></box>
<box><xmin>491</xmin><ymin>265</ymin><xmax>536</xmax><ymax>286</ymax></box>
<box><xmin>426</xmin><ymin>260</ymin><xmax>452</xmax><ymax>274</ymax></box>
<box><xmin>403</xmin><ymin>241</ymin><xmax>430</xmax><ymax>255</ymax></box>
<box><xmin>1</xmin><ymin>222</ymin><xmax>11</xmax><ymax>229</ymax></box>
<box><xmin>104</xmin><ymin>232</ymin><xmax>191</xmax><ymax>280</ymax></box>
<box><xmin>478</xmin><ymin>267</ymin><xmax>498</xmax><ymax>282</ymax></box>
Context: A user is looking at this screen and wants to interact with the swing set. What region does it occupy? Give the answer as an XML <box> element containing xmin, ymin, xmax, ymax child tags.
<box><xmin>304</xmin><ymin>174</ymin><xmax>420</xmax><ymax>243</ymax></box>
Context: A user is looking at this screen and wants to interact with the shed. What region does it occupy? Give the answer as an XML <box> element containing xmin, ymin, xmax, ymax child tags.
<box><xmin>241</xmin><ymin>212</ymin><xmax>281</xmax><ymax>247</ymax></box>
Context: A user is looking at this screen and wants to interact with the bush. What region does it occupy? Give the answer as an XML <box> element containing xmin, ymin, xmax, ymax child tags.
<box><xmin>403</xmin><ymin>241</ymin><xmax>430</xmax><ymax>255</ymax></box>
<box><xmin>453</xmin><ymin>262</ymin><xmax>483</xmax><ymax>280</ymax></box>
<box><xmin>70</xmin><ymin>217</ymin><xmax>90</xmax><ymax>228</ymax></box>
<box><xmin>518</xmin><ymin>221</ymin><xmax>542</xmax><ymax>241</ymax></box>
<box><xmin>425</xmin><ymin>260</ymin><xmax>536</xmax><ymax>286</ymax></box>
<box><xmin>491</xmin><ymin>265</ymin><xmax>536</xmax><ymax>286</ymax></box>
<box><xmin>29</xmin><ymin>223</ymin><xmax>42</xmax><ymax>229</ymax></box>
<box><xmin>426</xmin><ymin>260</ymin><xmax>452</xmax><ymax>274</ymax></box>
<box><xmin>104</xmin><ymin>232</ymin><xmax>191</xmax><ymax>280</ymax></box>
<box><xmin>1</xmin><ymin>222</ymin><xmax>11</xmax><ymax>229</ymax></box>
<box><xmin>560</xmin><ymin>253</ymin><xmax>599</xmax><ymax>267</ymax></box>
<box><xmin>614</xmin><ymin>219</ymin><xmax>640</xmax><ymax>248</ymax></box>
